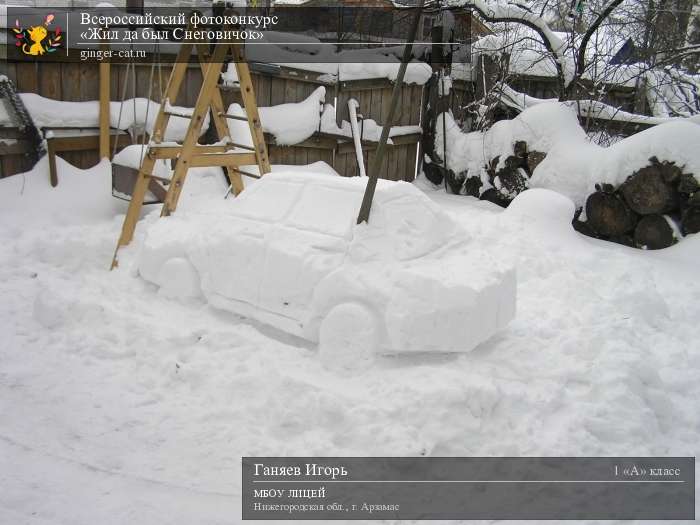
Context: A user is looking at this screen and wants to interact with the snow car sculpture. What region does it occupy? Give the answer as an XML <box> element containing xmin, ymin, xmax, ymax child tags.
<box><xmin>138</xmin><ymin>172</ymin><xmax>516</xmax><ymax>365</ymax></box>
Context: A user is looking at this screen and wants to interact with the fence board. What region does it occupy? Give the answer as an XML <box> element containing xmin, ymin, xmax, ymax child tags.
<box><xmin>270</xmin><ymin>77</ymin><xmax>285</xmax><ymax>105</ymax></box>
<box><xmin>60</xmin><ymin>63</ymin><xmax>81</xmax><ymax>102</ymax></box>
<box><xmin>15</xmin><ymin>62</ymin><xmax>38</xmax><ymax>93</ymax></box>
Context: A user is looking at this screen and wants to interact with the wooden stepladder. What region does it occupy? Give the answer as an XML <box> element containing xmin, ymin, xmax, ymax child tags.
<box><xmin>110</xmin><ymin>35</ymin><xmax>270</xmax><ymax>269</ymax></box>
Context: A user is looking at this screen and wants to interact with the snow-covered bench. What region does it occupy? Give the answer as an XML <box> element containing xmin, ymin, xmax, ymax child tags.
<box><xmin>18</xmin><ymin>94</ymin><xmax>204</xmax><ymax>188</ymax></box>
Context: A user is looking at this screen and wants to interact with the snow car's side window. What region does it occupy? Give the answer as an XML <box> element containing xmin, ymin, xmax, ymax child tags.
<box><xmin>286</xmin><ymin>184</ymin><xmax>359</xmax><ymax>239</ymax></box>
<box><xmin>383</xmin><ymin>197</ymin><xmax>443</xmax><ymax>260</ymax></box>
<box><xmin>234</xmin><ymin>180</ymin><xmax>303</xmax><ymax>223</ymax></box>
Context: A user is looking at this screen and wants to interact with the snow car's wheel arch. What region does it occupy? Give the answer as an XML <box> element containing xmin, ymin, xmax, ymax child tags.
<box><xmin>317</xmin><ymin>300</ymin><xmax>383</xmax><ymax>370</ymax></box>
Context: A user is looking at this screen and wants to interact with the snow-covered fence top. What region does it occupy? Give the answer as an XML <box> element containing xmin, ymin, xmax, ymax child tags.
<box><xmin>1</xmin><ymin>58</ymin><xmax>425</xmax><ymax>181</ymax></box>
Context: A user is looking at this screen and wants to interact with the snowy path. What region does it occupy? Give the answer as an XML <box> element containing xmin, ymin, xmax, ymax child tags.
<box><xmin>1</xmin><ymin>160</ymin><xmax>698</xmax><ymax>524</ymax></box>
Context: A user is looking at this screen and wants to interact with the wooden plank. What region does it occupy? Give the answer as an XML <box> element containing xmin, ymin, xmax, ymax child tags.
<box><xmin>268</xmin><ymin>144</ymin><xmax>283</xmax><ymax>165</ymax></box>
<box><xmin>294</xmin><ymin>146</ymin><xmax>308</xmax><ymax>167</ymax></box>
<box><xmin>396</xmin><ymin>143</ymin><xmax>407</xmax><ymax>182</ymax></box>
<box><xmin>135</xmin><ymin>64</ymin><xmax>152</xmax><ymax>103</ymax></box>
<box><xmin>369</xmin><ymin>87</ymin><xmax>382</xmax><ymax>129</ymax></box>
<box><xmin>335</xmin><ymin>133</ymin><xmax>419</xmax><ymax>155</ymax></box>
<box><xmin>0</xmin><ymin>154</ymin><xmax>32</xmax><ymax>178</ymax></box>
<box><xmin>381</xmin><ymin>145</ymin><xmax>392</xmax><ymax>180</ymax></box>
<box><xmin>277</xmin><ymin>80</ymin><xmax>297</xmax><ymax>167</ymax></box>
<box><xmin>0</xmin><ymin>140</ymin><xmax>32</xmax><ymax>156</ymax></box>
<box><xmin>334</xmin><ymin>150</ymin><xmax>347</xmax><ymax>177</ymax></box>
<box><xmin>271</xmin><ymin>133</ymin><xmax>336</xmax><ymax>150</ymax></box>
<box><xmin>379</xmin><ymin>86</ymin><xmax>392</xmax><ymax>126</ymax></box>
<box><xmin>256</xmin><ymin>73</ymin><xmax>272</xmax><ymax>107</ymax></box>
<box><xmin>60</xmin><ymin>63</ymin><xmax>82</xmax><ymax>102</ymax></box>
<box><xmin>233</xmin><ymin>44</ymin><xmax>271</xmax><ymax>176</ymax></box>
<box><xmin>404</xmin><ymin>142</ymin><xmax>418</xmax><ymax>182</ymax></box>
<box><xmin>340</xmin><ymin>77</ymin><xmax>393</xmax><ymax>91</ymax></box>
<box><xmin>79</xmin><ymin>62</ymin><xmax>99</xmax><ymax>100</ymax></box>
<box><xmin>411</xmin><ymin>85</ymin><xmax>423</xmax><ymax>126</ymax></box>
<box><xmin>306</xmin><ymin>146</ymin><xmax>321</xmax><ymax>165</ymax></box>
<box><xmin>319</xmin><ymin>149</ymin><xmax>333</xmax><ymax>169</ymax></box>
<box><xmin>336</xmin><ymin>87</ymin><xmax>351</xmax><ymax>125</ymax></box>
<box><xmin>46</xmin><ymin>133</ymin><xmax>130</xmax><ymax>152</ymax></box>
<box><xmin>392</xmin><ymin>85</ymin><xmax>411</xmax><ymax>126</ymax></box>
<box><xmin>15</xmin><ymin>62</ymin><xmax>38</xmax><ymax>93</ymax></box>
<box><xmin>273</xmin><ymin>65</ymin><xmax>335</xmax><ymax>85</ymax></box>
<box><xmin>188</xmin><ymin>152</ymin><xmax>257</xmax><ymax>168</ymax></box>
<box><xmin>149</xmin><ymin>144</ymin><xmax>237</xmax><ymax>159</ymax></box>
<box><xmin>387</xmin><ymin>132</ymin><xmax>421</xmax><ymax>145</ymax></box>
<box><xmin>270</xmin><ymin>77</ymin><xmax>286</xmax><ymax>105</ymax></box>
<box><xmin>358</xmin><ymin>89</ymin><xmax>371</xmax><ymax>124</ymax></box>
<box><xmin>184</xmin><ymin>66</ymin><xmax>202</xmax><ymax>107</ymax></box>
<box><xmin>294</xmin><ymin>81</ymin><xmax>309</xmax><ymax>166</ymax></box>
<box><xmin>99</xmin><ymin>60</ymin><xmax>111</xmax><ymax>158</ymax></box>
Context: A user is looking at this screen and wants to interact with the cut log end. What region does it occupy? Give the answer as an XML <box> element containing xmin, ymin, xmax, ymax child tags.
<box><xmin>682</xmin><ymin>206</ymin><xmax>700</xmax><ymax>235</ymax></box>
<box><xmin>585</xmin><ymin>191</ymin><xmax>637</xmax><ymax>237</ymax></box>
<box><xmin>621</xmin><ymin>166</ymin><xmax>677</xmax><ymax>215</ymax></box>
<box><xmin>634</xmin><ymin>214</ymin><xmax>676</xmax><ymax>250</ymax></box>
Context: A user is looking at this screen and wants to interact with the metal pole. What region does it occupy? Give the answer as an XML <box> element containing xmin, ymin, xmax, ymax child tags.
<box><xmin>356</xmin><ymin>0</ymin><xmax>425</xmax><ymax>224</ymax></box>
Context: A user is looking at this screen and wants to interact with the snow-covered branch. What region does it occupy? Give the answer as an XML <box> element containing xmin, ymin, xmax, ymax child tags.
<box><xmin>568</xmin><ymin>0</ymin><xmax>627</xmax><ymax>97</ymax></box>
<box><xmin>445</xmin><ymin>0</ymin><xmax>571</xmax><ymax>96</ymax></box>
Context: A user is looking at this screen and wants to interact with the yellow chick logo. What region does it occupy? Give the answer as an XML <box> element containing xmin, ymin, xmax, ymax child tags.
<box><xmin>13</xmin><ymin>14</ymin><xmax>62</xmax><ymax>56</ymax></box>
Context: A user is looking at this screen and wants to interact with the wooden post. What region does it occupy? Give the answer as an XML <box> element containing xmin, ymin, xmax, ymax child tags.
<box><xmin>357</xmin><ymin>0</ymin><xmax>424</xmax><ymax>224</ymax></box>
<box><xmin>99</xmin><ymin>29</ymin><xmax>110</xmax><ymax>159</ymax></box>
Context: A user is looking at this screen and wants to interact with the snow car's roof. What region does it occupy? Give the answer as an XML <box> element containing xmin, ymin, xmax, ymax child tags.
<box><xmin>249</xmin><ymin>170</ymin><xmax>424</xmax><ymax>202</ymax></box>
<box><xmin>230</xmin><ymin>171</ymin><xmax>453</xmax><ymax>252</ymax></box>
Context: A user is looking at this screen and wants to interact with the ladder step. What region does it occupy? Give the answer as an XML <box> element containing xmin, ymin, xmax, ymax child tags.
<box><xmin>189</xmin><ymin>152</ymin><xmax>257</xmax><ymax>168</ymax></box>
<box><xmin>145</xmin><ymin>173</ymin><xmax>171</xmax><ymax>184</ymax></box>
<box><xmin>149</xmin><ymin>144</ymin><xmax>234</xmax><ymax>159</ymax></box>
<box><xmin>218</xmin><ymin>83</ymin><xmax>240</xmax><ymax>92</ymax></box>
<box><xmin>232</xmin><ymin>167</ymin><xmax>261</xmax><ymax>179</ymax></box>
<box><xmin>219</xmin><ymin>112</ymin><xmax>249</xmax><ymax>122</ymax></box>
<box><xmin>228</xmin><ymin>142</ymin><xmax>256</xmax><ymax>151</ymax></box>
<box><xmin>164</xmin><ymin>110</ymin><xmax>194</xmax><ymax>119</ymax></box>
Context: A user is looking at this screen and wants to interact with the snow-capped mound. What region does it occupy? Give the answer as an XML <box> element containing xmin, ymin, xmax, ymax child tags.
<box><xmin>19</xmin><ymin>93</ymin><xmax>207</xmax><ymax>142</ymax></box>
<box><xmin>436</xmin><ymin>102</ymin><xmax>585</xmax><ymax>178</ymax></box>
<box><xmin>531</xmin><ymin>121</ymin><xmax>700</xmax><ymax>207</ymax></box>
<box><xmin>226</xmin><ymin>87</ymin><xmax>326</xmax><ymax>146</ymax></box>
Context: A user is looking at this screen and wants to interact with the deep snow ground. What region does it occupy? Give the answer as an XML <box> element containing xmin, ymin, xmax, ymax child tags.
<box><xmin>0</xmin><ymin>158</ymin><xmax>698</xmax><ymax>524</ymax></box>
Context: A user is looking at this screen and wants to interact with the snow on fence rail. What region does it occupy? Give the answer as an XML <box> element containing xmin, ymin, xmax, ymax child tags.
<box><xmin>0</xmin><ymin>59</ymin><xmax>425</xmax><ymax>181</ymax></box>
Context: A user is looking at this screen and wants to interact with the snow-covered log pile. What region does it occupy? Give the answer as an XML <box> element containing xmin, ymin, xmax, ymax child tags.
<box><xmin>433</xmin><ymin>102</ymin><xmax>587</xmax><ymax>205</ymax></box>
<box><xmin>435</xmin><ymin>102</ymin><xmax>700</xmax><ymax>249</ymax></box>
<box><xmin>575</xmin><ymin>158</ymin><xmax>699</xmax><ymax>249</ymax></box>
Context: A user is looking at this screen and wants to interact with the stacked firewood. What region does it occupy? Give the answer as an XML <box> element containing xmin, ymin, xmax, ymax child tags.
<box><xmin>447</xmin><ymin>140</ymin><xmax>547</xmax><ymax>207</ymax></box>
<box><xmin>575</xmin><ymin>157</ymin><xmax>699</xmax><ymax>249</ymax></box>
<box><xmin>435</xmin><ymin>140</ymin><xmax>697</xmax><ymax>251</ymax></box>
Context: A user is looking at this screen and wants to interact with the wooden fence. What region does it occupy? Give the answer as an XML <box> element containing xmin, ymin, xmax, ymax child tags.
<box><xmin>0</xmin><ymin>59</ymin><xmax>424</xmax><ymax>182</ymax></box>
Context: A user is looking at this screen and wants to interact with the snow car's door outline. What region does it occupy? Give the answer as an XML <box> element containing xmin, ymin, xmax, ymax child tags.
<box><xmin>257</xmin><ymin>183</ymin><xmax>356</xmax><ymax>319</ymax></box>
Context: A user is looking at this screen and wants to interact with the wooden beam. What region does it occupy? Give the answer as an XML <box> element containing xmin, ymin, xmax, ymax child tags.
<box><xmin>188</xmin><ymin>152</ymin><xmax>258</xmax><ymax>168</ymax></box>
<box><xmin>233</xmin><ymin>44</ymin><xmax>272</xmax><ymax>177</ymax></box>
<box><xmin>99</xmin><ymin>32</ymin><xmax>111</xmax><ymax>159</ymax></box>
<box><xmin>336</xmin><ymin>132</ymin><xmax>421</xmax><ymax>154</ymax></box>
<box><xmin>148</xmin><ymin>144</ymin><xmax>235</xmax><ymax>159</ymax></box>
